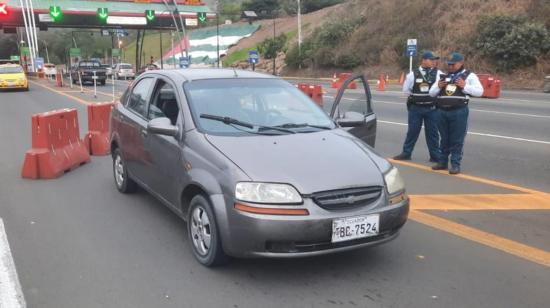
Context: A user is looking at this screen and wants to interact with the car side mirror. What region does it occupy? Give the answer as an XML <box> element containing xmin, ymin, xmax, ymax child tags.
<box><xmin>336</xmin><ymin>111</ymin><xmax>365</xmax><ymax>128</ymax></box>
<box><xmin>147</xmin><ymin>117</ymin><xmax>178</xmax><ymax>137</ymax></box>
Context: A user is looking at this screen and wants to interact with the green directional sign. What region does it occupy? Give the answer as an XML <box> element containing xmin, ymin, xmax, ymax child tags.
<box><xmin>21</xmin><ymin>47</ymin><xmax>30</xmax><ymax>56</ymax></box>
<box><xmin>49</xmin><ymin>6</ymin><xmax>62</xmax><ymax>22</ymax></box>
<box><xmin>145</xmin><ymin>10</ymin><xmax>155</xmax><ymax>22</ymax></box>
<box><xmin>197</xmin><ymin>12</ymin><xmax>207</xmax><ymax>25</ymax></box>
<box><xmin>97</xmin><ymin>8</ymin><xmax>108</xmax><ymax>21</ymax></box>
<box><xmin>69</xmin><ymin>48</ymin><xmax>81</xmax><ymax>57</ymax></box>
<box><xmin>10</xmin><ymin>55</ymin><xmax>20</xmax><ymax>61</ymax></box>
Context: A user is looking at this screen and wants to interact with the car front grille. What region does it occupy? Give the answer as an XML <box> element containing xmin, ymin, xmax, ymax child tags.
<box><xmin>309</xmin><ymin>186</ymin><xmax>383</xmax><ymax>210</ymax></box>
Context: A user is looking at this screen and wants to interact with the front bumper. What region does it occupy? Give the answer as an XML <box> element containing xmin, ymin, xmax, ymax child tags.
<box><xmin>0</xmin><ymin>81</ymin><xmax>28</xmax><ymax>89</ymax></box>
<box><xmin>215</xmin><ymin>194</ymin><xmax>409</xmax><ymax>258</ymax></box>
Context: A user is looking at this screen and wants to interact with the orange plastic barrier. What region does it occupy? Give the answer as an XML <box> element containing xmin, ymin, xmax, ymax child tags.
<box><xmin>377</xmin><ymin>74</ymin><xmax>386</xmax><ymax>91</ymax></box>
<box><xmin>84</xmin><ymin>102</ymin><xmax>115</xmax><ymax>156</ymax></box>
<box><xmin>399</xmin><ymin>72</ymin><xmax>405</xmax><ymax>85</ymax></box>
<box><xmin>21</xmin><ymin>109</ymin><xmax>90</xmax><ymax>179</ymax></box>
<box><xmin>477</xmin><ymin>74</ymin><xmax>501</xmax><ymax>98</ymax></box>
<box><xmin>297</xmin><ymin>83</ymin><xmax>324</xmax><ymax>107</ymax></box>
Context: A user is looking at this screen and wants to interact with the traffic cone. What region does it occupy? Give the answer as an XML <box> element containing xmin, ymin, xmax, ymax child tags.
<box><xmin>377</xmin><ymin>74</ymin><xmax>385</xmax><ymax>91</ymax></box>
<box><xmin>331</xmin><ymin>73</ymin><xmax>339</xmax><ymax>89</ymax></box>
<box><xmin>399</xmin><ymin>72</ymin><xmax>405</xmax><ymax>85</ymax></box>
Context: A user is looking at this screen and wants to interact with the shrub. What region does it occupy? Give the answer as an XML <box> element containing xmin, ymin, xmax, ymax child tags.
<box><xmin>474</xmin><ymin>15</ymin><xmax>550</xmax><ymax>71</ymax></box>
<box><xmin>258</xmin><ymin>34</ymin><xmax>287</xmax><ymax>59</ymax></box>
<box><xmin>314</xmin><ymin>47</ymin><xmax>336</xmax><ymax>68</ymax></box>
<box><xmin>335</xmin><ymin>53</ymin><xmax>361</xmax><ymax>69</ymax></box>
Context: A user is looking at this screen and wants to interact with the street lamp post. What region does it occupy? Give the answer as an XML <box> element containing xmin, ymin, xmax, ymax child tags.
<box><xmin>272</xmin><ymin>12</ymin><xmax>276</xmax><ymax>75</ymax></box>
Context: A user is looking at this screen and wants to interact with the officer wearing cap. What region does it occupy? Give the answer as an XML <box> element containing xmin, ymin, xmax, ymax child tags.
<box><xmin>430</xmin><ymin>52</ymin><xmax>483</xmax><ymax>174</ymax></box>
<box><xmin>393</xmin><ymin>50</ymin><xmax>443</xmax><ymax>162</ymax></box>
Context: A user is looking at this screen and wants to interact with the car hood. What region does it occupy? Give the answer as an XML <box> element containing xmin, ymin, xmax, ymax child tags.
<box><xmin>205</xmin><ymin>130</ymin><xmax>385</xmax><ymax>194</ymax></box>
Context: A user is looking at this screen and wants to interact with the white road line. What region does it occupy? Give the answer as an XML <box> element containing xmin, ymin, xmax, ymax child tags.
<box><xmin>378</xmin><ymin>120</ymin><xmax>550</xmax><ymax>145</ymax></box>
<box><xmin>468</xmin><ymin>108</ymin><xmax>550</xmax><ymax>119</ymax></box>
<box><xmin>329</xmin><ymin>96</ymin><xmax>550</xmax><ymax>119</ymax></box>
<box><xmin>0</xmin><ymin>219</ymin><xmax>26</xmax><ymax>308</ymax></box>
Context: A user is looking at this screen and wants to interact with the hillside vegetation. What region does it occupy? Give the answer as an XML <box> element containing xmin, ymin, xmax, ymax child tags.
<box><xmin>229</xmin><ymin>0</ymin><xmax>550</xmax><ymax>88</ymax></box>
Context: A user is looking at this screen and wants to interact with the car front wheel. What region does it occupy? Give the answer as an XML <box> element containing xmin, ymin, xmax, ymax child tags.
<box><xmin>112</xmin><ymin>148</ymin><xmax>137</xmax><ymax>193</ymax></box>
<box><xmin>188</xmin><ymin>195</ymin><xmax>228</xmax><ymax>267</ymax></box>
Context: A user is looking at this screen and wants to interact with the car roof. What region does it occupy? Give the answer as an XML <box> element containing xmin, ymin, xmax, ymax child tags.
<box><xmin>0</xmin><ymin>64</ymin><xmax>21</xmax><ymax>68</ymax></box>
<box><xmin>145</xmin><ymin>68</ymin><xmax>276</xmax><ymax>82</ymax></box>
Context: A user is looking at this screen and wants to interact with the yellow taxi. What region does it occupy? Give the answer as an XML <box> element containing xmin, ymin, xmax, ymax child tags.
<box><xmin>0</xmin><ymin>64</ymin><xmax>28</xmax><ymax>91</ymax></box>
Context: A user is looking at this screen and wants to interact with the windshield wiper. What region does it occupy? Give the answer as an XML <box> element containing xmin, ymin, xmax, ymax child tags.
<box><xmin>272</xmin><ymin>123</ymin><xmax>333</xmax><ymax>130</ymax></box>
<box><xmin>199</xmin><ymin>114</ymin><xmax>296</xmax><ymax>134</ymax></box>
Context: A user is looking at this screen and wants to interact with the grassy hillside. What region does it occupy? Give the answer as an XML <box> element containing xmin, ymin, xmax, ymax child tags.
<box><xmin>123</xmin><ymin>31</ymin><xmax>173</xmax><ymax>66</ymax></box>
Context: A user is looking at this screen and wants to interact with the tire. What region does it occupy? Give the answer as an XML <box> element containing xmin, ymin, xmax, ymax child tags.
<box><xmin>187</xmin><ymin>195</ymin><xmax>228</xmax><ymax>267</ymax></box>
<box><xmin>112</xmin><ymin>148</ymin><xmax>137</xmax><ymax>193</ymax></box>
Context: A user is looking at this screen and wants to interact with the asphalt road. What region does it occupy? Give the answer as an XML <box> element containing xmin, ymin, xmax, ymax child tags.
<box><xmin>0</xmin><ymin>77</ymin><xmax>549</xmax><ymax>308</ymax></box>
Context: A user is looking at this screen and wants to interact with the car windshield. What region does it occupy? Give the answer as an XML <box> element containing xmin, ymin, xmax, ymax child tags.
<box><xmin>79</xmin><ymin>62</ymin><xmax>100</xmax><ymax>67</ymax></box>
<box><xmin>0</xmin><ymin>66</ymin><xmax>23</xmax><ymax>74</ymax></box>
<box><xmin>120</xmin><ymin>64</ymin><xmax>132</xmax><ymax>69</ymax></box>
<box><xmin>184</xmin><ymin>78</ymin><xmax>335</xmax><ymax>136</ymax></box>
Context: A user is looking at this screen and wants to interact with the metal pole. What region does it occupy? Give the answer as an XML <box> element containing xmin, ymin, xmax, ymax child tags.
<box><xmin>43</xmin><ymin>41</ymin><xmax>50</xmax><ymax>63</ymax></box>
<box><xmin>272</xmin><ymin>16</ymin><xmax>276</xmax><ymax>75</ymax></box>
<box><xmin>171</xmin><ymin>31</ymin><xmax>175</xmax><ymax>69</ymax></box>
<box><xmin>216</xmin><ymin>0</ymin><xmax>220</xmax><ymax>68</ymax></box>
<box><xmin>298</xmin><ymin>0</ymin><xmax>302</xmax><ymax>54</ymax></box>
<box><xmin>409</xmin><ymin>55</ymin><xmax>413</xmax><ymax>73</ymax></box>
<box><xmin>93</xmin><ymin>71</ymin><xmax>97</xmax><ymax>99</ymax></box>
<box><xmin>28</xmin><ymin>0</ymin><xmax>39</xmax><ymax>61</ymax></box>
<box><xmin>21</xmin><ymin>0</ymin><xmax>35</xmax><ymax>72</ymax></box>
<box><xmin>160</xmin><ymin>31</ymin><xmax>164</xmax><ymax>69</ymax></box>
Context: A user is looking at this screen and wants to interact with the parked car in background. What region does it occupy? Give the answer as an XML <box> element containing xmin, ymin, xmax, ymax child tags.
<box><xmin>70</xmin><ymin>60</ymin><xmax>107</xmax><ymax>85</ymax></box>
<box><xmin>101</xmin><ymin>64</ymin><xmax>113</xmax><ymax>77</ymax></box>
<box><xmin>43</xmin><ymin>63</ymin><xmax>57</xmax><ymax>77</ymax></box>
<box><xmin>110</xmin><ymin>69</ymin><xmax>408</xmax><ymax>267</ymax></box>
<box><xmin>114</xmin><ymin>63</ymin><xmax>135</xmax><ymax>80</ymax></box>
<box><xmin>0</xmin><ymin>64</ymin><xmax>28</xmax><ymax>91</ymax></box>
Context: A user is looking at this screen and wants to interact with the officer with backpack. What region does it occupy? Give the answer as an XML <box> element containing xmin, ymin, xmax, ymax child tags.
<box><xmin>393</xmin><ymin>50</ymin><xmax>443</xmax><ymax>162</ymax></box>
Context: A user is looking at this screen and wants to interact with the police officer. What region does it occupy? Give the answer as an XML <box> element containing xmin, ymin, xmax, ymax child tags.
<box><xmin>393</xmin><ymin>50</ymin><xmax>443</xmax><ymax>162</ymax></box>
<box><xmin>430</xmin><ymin>52</ymin><xmax>483</xmax><ymax>174</ymax></box>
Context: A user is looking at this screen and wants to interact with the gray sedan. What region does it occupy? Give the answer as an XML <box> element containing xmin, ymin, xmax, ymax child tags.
<box><xmin>110</xmin><ymin>69</ymin><xmax>409</xmax><ymax>266</ymax></box>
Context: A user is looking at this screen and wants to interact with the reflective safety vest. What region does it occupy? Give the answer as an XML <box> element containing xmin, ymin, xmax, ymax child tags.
<box><xmin>410</xmin><ymin>68</ymin><xmax>437</xmax><ymax>104</ymax></box>
<box><xmin>437</xmin><ymin>70</ymin><xmax>471</xmax><ymax>109</ymax></box>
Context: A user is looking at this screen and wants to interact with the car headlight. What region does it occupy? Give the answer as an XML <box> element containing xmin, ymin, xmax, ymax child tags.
<box><xmin>236</xmin><ymin>182</ymin><xmax>303</xmax><ymax>204</ymax></box>
<box><xmin>384</xmin><ymin>167</ymin><xmax>405</xmax><ymax>196</ymax></box>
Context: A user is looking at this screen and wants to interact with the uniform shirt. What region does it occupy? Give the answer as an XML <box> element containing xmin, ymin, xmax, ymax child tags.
<box><xmin>429</xmin><ymin>69</ymin><xmax>484</xmax><ymax>98</ymax></box>
<box><xmin>402</xmin><ymin>66</ymin><xmax>444</xmax><ymax>95</ymax></box>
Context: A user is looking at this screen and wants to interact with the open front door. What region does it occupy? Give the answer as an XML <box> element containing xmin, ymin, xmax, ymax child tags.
<box><xmin>329</xmin><ymin>73</ymin><xmax>377</xmax><ymax>147</ymax></box>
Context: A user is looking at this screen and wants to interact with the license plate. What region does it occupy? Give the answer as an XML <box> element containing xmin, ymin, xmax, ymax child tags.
<box><xmin>7</xmin><ymin>82</ymin><xmax>16</xmax><ymax>86</ymax></box>
<box><xmin>332</xmin><ymin>214</ymin><xmax>379</xmax><ymax>243</ymax></box>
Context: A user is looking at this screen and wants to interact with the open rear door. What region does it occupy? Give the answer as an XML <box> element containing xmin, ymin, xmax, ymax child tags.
<box><xmin>329</xmin><ymin>73</ymin><xmax>377</xmax><ymax>147</ymax></box>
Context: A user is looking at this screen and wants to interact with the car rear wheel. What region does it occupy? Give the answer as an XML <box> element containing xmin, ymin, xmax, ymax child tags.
<box><xmin>188</xmin><ymin>195</ymin><xmax>228</xmax><ymax>267</ymax></box>
<box><xmin>112</xmin><ymin>148</ymin><xmax>137</xmax><ymax>193</ymax></box>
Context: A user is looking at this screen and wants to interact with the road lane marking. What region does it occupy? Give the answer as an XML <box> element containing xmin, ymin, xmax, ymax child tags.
<box><xmin>469</xmin><ymin>108</ymin><xmax>550</xmax><ymax>119</ymax></box>
<box><xmin>390</xmin><ymin>159</ymin><xmax>546</xmax><ymax>195</ymax></box>
<box><xmin>30</xmin><ymin>80</ymin><xmax>91</xmax><ymax>105</ymax></box>
<box><xmin>410</xmin><ymin>194</ymin><xmax>550</xmax><ymax>210</ymax></box>
<box><xmin>0</xmin><ymin>219</ymin><xmax>26</xmax><ymax>308</ymax></box>
<box><xmin>409</xmin><ymin>210</ymin><xmax>550</xmax><ymax>268</ymax></box>
<box><xmin>379</xmin><ymin>120</ymin><xmax>550</xmax><ymax>145</ymax></box>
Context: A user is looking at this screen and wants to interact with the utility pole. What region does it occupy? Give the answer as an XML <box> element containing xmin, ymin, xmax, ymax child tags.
<box><xmin>216</xmin><ymin>0</ymin><xmax>220</xmax><ymax>68</ymax></box>
<box><xmin>272</xmin><ymin>14</ymin><xmax>276</xmax><ymax>75</ymax></box>
<box><xmin>159</xmin><ymin>31</ymin><xmax>164</xmax><ymax>69</ymax></box>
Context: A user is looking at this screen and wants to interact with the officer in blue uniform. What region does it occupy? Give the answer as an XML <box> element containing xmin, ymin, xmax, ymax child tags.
<box><xmin>393</xmin><ymin>51</ymin><xmax>443</xmax><ymax>162</ymax></box>
<box><xmin>430</xmin><ymin>52</ymin><xmax>483</xmax><ymax>174</ymax></box>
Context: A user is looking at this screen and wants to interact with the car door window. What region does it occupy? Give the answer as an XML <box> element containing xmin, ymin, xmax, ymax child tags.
<box><xmin>148</xmin><ymin>80</ymin><xmax>180</xmax><ymax>125</ymax></box>
<box><xmin>127</xmin><ymin>78</ymin><xmax>154</xmax><ymax>118</ymax></box>
<box><xmin>330</xmin><ymin>75</ymin><xmax>373</xmax><ymax>118</ymax></box>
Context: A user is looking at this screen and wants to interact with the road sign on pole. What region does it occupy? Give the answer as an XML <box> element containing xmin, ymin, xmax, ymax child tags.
<box><xmin>248</xmin><ymin>50</ymin><xmax>259</xmax><ymax>71</ymax></box>
<box><xmin>197</xmin><ymin>12</ymin><xmax>207</xmax><ymax>25</ymax></box>
<box><xmin>407</xmin><ymin>38</ymin><xmax>417</xmax><ymax>72</ymax></box>
<box><xmin>179</xmin><ymin>56</ymin><xmax>190</xmax><ymax>68</ymax></box>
